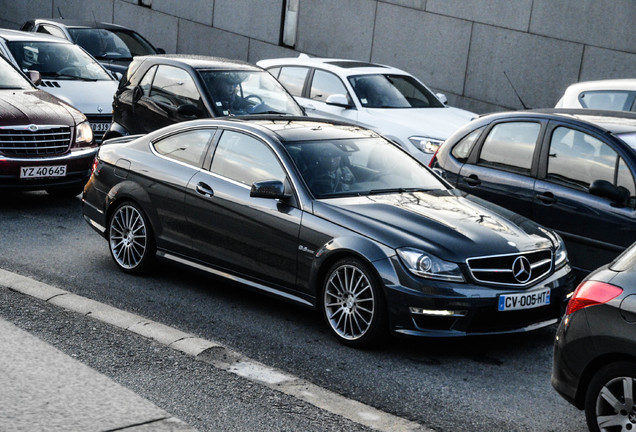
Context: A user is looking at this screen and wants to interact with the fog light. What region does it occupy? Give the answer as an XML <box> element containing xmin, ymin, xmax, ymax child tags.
<box><xmin>409</xmin><ymin>307</ymin><xmax>467</xmax><ymax>317</ymax></box>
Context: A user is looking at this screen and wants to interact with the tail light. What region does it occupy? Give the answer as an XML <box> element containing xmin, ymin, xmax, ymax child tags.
<box><xmin>91</xmin><ymin>157</ymin><xmax>99</xmax><ymax>175</ymax></box>
<box><xmin>428</xmin><ymin>147</ymin><xmax>440</xmax><ymax>168</ymax></box>
<box><xmin>565</xmin><ymin>280</ymin><xmax>623</xmax><ymax>315</ymax></box>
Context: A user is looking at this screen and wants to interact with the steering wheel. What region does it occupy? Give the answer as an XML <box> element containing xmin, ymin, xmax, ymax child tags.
<box><xmin>243</xmin><ymin>94</ymin><xmax>264</xmax><ymax>105</ymax></box>
<box><xmin>58</xmin><ymin>66</ymin><xmax>80</xmax><ymax>76</ymax></box>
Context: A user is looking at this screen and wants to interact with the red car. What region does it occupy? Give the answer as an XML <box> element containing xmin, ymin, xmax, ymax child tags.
<box><xmin>0</xmin><ymin>55</ymin><xmax>96</xmax><ymax>196</ymax></box>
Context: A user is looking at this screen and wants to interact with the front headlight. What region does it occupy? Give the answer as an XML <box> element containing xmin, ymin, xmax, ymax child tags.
<box><xmin>554</xmin><ymin>233</ymin><xmax>568</xmax><ymax>269</ymax></box>
<box><xmin>408</xmin><ymin>136</ymin><xmax>444</xmax><ymax>154</ymax></box>
<box><xmin>397</xmin><ymin>247</ymin><xmax>465</xmax><ymax>282</ymax></box>
<box><xmin>74</xmin><ymin>121</ymin><xmax>94</xmax><ymax>148</ymax></box>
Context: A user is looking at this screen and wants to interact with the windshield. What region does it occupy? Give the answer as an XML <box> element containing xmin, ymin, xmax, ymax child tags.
<box><xmin>284</xmin><ymin>137</ymin><xmax>446</xmax><ymax>198</ymax></box>
<box><xmin>0</xmin><ymin>56</ymin><xmax>31</xmax><ymax>89</ymax></box>
<box><xmin>6</xmin><ymin>41</ymin><xmax>112</xmax><ymax>81</ymax></box>
<box><xmin>68</xmin><ymin>28</ymin><xmax>157</xmax><ymax>60</ymax></box>
<box><xmin>199</xmin><ymin>70</ymin><xmax>305</xmax><ymax>117</ymax></box>
<box><xmin>348</xmin><ymin>74</ymin><xmax>444</xmax><ymax>109</ymax></box>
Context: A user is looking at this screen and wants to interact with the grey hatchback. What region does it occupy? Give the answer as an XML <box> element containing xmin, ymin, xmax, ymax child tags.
<box><xmin>432</xmin><ymin>109</ymin><xmax>636</xmax><ymax>278</ymax></box>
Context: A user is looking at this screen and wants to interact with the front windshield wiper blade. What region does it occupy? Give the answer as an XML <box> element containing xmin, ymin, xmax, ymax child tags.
<box><xmin>367</xmin><ymin>187</ymin><xmax>434</xmax><ymax>195</ymax></box>
<box><xmin>42</xmin><ymin>72</ymin><xmax>98</xmax><ymax>81</ymax></box>
<box><xmin>0</xmin><ymin>85</ymin><xmax>25</xmax><ymax>89</ymax></box>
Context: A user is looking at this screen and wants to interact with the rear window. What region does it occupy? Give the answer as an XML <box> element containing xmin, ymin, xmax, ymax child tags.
<box><xmin>610</xmin><ymin>241</ymin><xmax>636</xmax><ymax>272</ymax></box>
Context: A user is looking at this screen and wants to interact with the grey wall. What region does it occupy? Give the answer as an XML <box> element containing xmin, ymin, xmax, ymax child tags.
<box><xmin>2</xmin><ymin>0</ymin><xmax>634</xmax><ymax>114</ymax></box>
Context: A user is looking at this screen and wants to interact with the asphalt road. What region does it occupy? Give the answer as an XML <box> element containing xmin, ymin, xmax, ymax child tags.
<box><xmin>0</xmin><ymin>191</ymin><xmax>587</xmax><ymax>431</ymax></box>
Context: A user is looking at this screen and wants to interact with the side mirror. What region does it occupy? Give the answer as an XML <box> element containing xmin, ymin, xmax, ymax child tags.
<box><xmin>436</xmin><ymin>92</ymin><xmax>448</xmax><ymax>105</ymax></box>
<box><xmin>250</xmin><ymin>180</ymin><xmax>289</xmax><ymax>199</ymax></box>
<box><xmin>27</xmin><ymin>70</ymin><xmax>41</xmax><ymax>86</ymax></box>
<box><xmin>132</xmin><ymin>86</ymin><xmax>143</xmax><ymax>103</ymax></box>
<box><xmin>590</xmin><ymin>179</ymin><xmax>629</xmax><ymax>205</ymax></box>
<box><xmin>177</xmin><ymin>103</ymin><xmax>200</xmax><ymax>117</ymax></box>
<box><xmin>325</xmin><ymin>94</ymin><xmax>352</xmax><ymax>108</ymax></box>
<box><xmin>112</xmin><ymin>71</ymin><xmax>123</xmax><ymax>81</ymax></box>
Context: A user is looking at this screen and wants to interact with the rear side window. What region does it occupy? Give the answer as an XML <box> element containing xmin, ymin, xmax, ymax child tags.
<box><xmin>451</xmin><ymin>127</ymin><xmax>485</xmax><ymax>162</ymax></box>
<box><xmin>310</xmin><ymin>70</ymin><xmax>347</xmax><ymax>102</ymax></box>
<box><xmin>478</xmin><ymin>122</ymin><xmax>540</xmax><ymax>173</ymax></box>
<box><xmin>153</xmin><ymin>129</ymin><xmax>214</xmax><ymax>167</ymax></box>
<box><xmin>276</xmin><ymin>66</ymin><xmax>309</xmax><ymax>97</ymax></box>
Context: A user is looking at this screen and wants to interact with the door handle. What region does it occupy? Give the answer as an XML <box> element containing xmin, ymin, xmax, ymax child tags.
<box><xmin>195</xmin><ymin>182</ymin><xmax>214</xmax><ymax>198</ymax></box>
<box><xmin>535</xmin><ymin>192</ymin><xmax>556</xmax><ymax>205</ymax></box>
<box><xmin>463</xmin><ymin>175</ymin><xmax>481</xmax><ymax>186</ymax></box>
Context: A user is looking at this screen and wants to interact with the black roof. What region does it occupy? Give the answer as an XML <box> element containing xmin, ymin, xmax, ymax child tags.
<box><xmin>133</xmin><ymin>54</ymin><xmax>260</xmax><ymax>71</ymax></box>
<box><xmin>481</xmin><ymin>109</ymin><xmax>636</xmax><ymax>135</ymax></box>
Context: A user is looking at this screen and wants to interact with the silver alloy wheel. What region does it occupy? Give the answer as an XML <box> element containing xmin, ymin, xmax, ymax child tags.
<box><xmin>109</xmin><ymin>204</ymin><xmax>148</xmax><ymax>270</ymax></box>
<box><xmin>324</xmin><ymin>264</ymin><xmax>375</xmax><ymax>341</ymax></box>
<box><xmin>595</xmin><ymin>376</ymin><xmax>636</xmax><ymax>431</ymax></box>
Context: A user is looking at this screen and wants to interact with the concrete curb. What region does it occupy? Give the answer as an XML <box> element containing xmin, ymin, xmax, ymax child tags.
<box><xmin>0</xmin><ymin>268</ymin><xmax>434</xmax><ymax>432</ymax></box>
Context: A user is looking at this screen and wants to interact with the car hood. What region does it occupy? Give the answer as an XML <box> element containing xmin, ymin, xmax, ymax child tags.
<box><xmin>313</xmin><ymin>190</ymin><xmax>553</xmax><ymax>262</ymax></box>
<box><xmin>0</xmin><ymin>89</ymin><xmax>84</xmax><ymax>126</ymax></box>
<box><xmin>37</xmin><ymin>80</ymin><xmax>118</xmax><ymax>115</ymax></box>
<box><xmin>361</xmin><ymin>106</ymin><xmax>476</xmax><ymax>139</ymax></box>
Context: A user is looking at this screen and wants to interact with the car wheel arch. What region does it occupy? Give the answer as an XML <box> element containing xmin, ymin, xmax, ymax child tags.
<box><xmin>575</xmin><ymin>352</ymin><xmax>636</xmax><ymax>408</ymax></box>
<box><xmin>105</xmin><ymin>182</ymin><xmax>160</xmax><ymax>241</ymax></box>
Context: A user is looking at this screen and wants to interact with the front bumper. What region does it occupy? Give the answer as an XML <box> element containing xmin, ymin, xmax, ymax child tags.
<box><xmin>0</xmin><ymin>148</ymin><xmax>97</xmax><ymax>191</ymax></box>
<box><xmin>381</xmin><ymin>256</ymin><xmax>576</xmax><ymax>337</ymax></box>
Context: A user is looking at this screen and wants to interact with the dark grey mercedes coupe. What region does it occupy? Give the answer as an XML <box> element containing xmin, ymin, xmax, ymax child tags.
<box><xmin>82</xmin><ymin>116</ymin><xmax>576</xmax><ymax>347</ymax></box>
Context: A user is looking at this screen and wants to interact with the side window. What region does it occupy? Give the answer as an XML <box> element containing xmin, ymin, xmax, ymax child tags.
<box><xmin>310</xmin><ymin>70</ymin><xmax>347</xmax><ymax>102</ymax></box>
<box><xmin>153</xmin><ymin>129</ymin><xmax>214</xmax><ymax>166</ymax></box>
<box><xmin>211</xmin><ymin>130</ymin><xmax>285</xmax><ymax>186</ymax></box>
<box><xmin>547</xmin><ymin>127</ymin><xmax>617</xmax><ymax>190</ymax></box>
<box><xmin>138</xmin><ymin>65</ymin><xmax>157</xmax><ymax>96</ymax></box>
<box><xmin>276</xmin><ymin>66</ymin><xmax>309</xmax><ymax>97</ymax></box>
<box><xmin>451</xmin><ymin>127</ymin><xmax>485</xmax><ymax>162</ymax></box>
<box><xmin>37</xmin><ymin>25</ymin><xmax>66</xmax><ymax>39</ymax></box>
<box><xmin>478</xmin><ymin>122</ymin><xmax>540</xmax><ymax>173</ymax></box>
<box><xmin>149</xmin><ymin>65</ymin><xmax>202</xmax><ymax>108</ymax></box>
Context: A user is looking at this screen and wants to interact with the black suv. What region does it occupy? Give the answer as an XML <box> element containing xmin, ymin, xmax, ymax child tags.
<box><xmin>0</xmin><ymin>55</ymin><xmax>96</xmax><ymax>196</ymax></box>
<box><xmin>432</xmin><ymin>109</ymin><xmax>636</xmax><ymax>278</ymax></box>
<box><xmin>104</xmin><ymin>55</ymin><xmax>305</xmax><ymax>141</ymax></box>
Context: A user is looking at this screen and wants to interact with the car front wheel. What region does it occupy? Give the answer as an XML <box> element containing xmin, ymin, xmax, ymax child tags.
<box><xmin>108</xmin><ymin>201</ymin><xmax>155</xmax><ymax>274</ymax></box>
<box><xmin>585</xmin><ymin>361</ymin><xmax>636</xmax><ymax>432</ymax></box>
<box><xmin>322</xmin><ymin>257</ymin><xmax>387</xmax><ymax>348</ymax></box>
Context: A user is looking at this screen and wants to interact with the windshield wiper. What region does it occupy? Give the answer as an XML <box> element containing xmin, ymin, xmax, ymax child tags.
<box><xmin>367</xmin><ymin>187</ymin><xmax>433</xmax><ymax>195</ymax></box>
<box><xmin>42</xmin><ymin>72</ymin><xmax>98</xmax><ymax>81</ymax></box>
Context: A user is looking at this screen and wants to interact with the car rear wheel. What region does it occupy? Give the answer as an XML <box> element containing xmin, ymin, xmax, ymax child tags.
<box><xmin>585</xmin><ymin>361</ymin><xmax>636</xmax><ymax>432</ymax></box>
<box><xmin>322</xmin><ymin>257</ymin><xmax>387</xmax><ymax>348</ymax></box>
<box><xmin>108</xmin><ymin>201</ymin><xmax>155</xmax><ymax>274</ymax></box>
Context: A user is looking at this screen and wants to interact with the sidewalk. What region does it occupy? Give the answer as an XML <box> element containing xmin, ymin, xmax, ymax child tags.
<box><xmin>0</xmin><ymin>316</ymin><xmax>196</xmax><ymax>432</ymax></box>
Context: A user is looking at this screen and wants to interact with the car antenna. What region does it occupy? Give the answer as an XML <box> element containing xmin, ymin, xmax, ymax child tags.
<box><xmin>504</xmin><ymin>71</ymin><xmax>529</xmax><ymax>109</ymax></box>
<box><xmin>92</xmin><ymin>10</ymin><xmax>98</xmax><ymax>24</ymax></box>
<box><xmin>57</xmin><ymin>7</ymin><xmax>64</xmax><ymax>18</ymax></box>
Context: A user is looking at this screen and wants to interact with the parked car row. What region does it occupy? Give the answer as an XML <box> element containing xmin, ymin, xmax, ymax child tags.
<box><xmin>4</xmin><ymin>16</ymin><xmax>635</xmax><ymax>432</ymax></box>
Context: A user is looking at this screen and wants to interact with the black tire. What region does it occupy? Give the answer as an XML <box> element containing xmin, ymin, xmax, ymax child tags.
<box><xmin>321</xmin><ymin>257</ymin><xmax>388</xmax><ymax>348</ymax></box>
<box><xmin>107</xmin><ymin>201</ymin><xmax>155</xmax><ymax>274</ymax></box>
<box><xmin>584</xmin><ymin>361</ymin><xmax>636</xmax><ymax>432</ymax></box>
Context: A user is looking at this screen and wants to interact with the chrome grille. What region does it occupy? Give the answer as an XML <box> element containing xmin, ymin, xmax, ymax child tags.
<box><xmin>466</xmin><ymin>249</ymin><xmax>553</xmax><ymax>287</ymax></box>
<box><xmin>0</xmin><ymin>125</ymin><xmax>71</xmax><ymax>156</ymax></box>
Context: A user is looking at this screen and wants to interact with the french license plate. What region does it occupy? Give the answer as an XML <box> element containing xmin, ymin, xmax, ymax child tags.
<box><xmin>20</xmin><ymin>165</ymin><xmax>67</xmax><ymax>179</ymax></box>
<box><xmin>91</xmin><ymin>122</ymin><xmax>109</xmax><ymax>132</ymax></box>
<box><xmin>498</xmin><ymin>288</ymin><xmax>550</xmax><ymax>311</ymax></box>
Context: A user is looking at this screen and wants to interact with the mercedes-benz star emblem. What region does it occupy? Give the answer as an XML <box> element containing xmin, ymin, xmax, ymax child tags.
<box><xmin>97</xmin><ymin>106</ymin><xmax>103</xmax><ymax>113</ymax></box>
<box><xmin>512</xmin><ymin>256</ymin><xmax>532</xmax><ymax>283</ymax></box>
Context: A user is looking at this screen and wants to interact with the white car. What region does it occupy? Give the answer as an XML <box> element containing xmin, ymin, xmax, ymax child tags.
<box><xmin>258</xmin><ymin>54</ymin><xmax>476</xmax><ymax>164</ymax></box>
<box><xmin>555</xmin><ymin>78</ymin><xmax>636</xmax><ymax>112</ymax></box>
<box><xmin>0</xmin><ymin>29</ymin><xmax>118</xmax><ymax>143</ymax></box>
